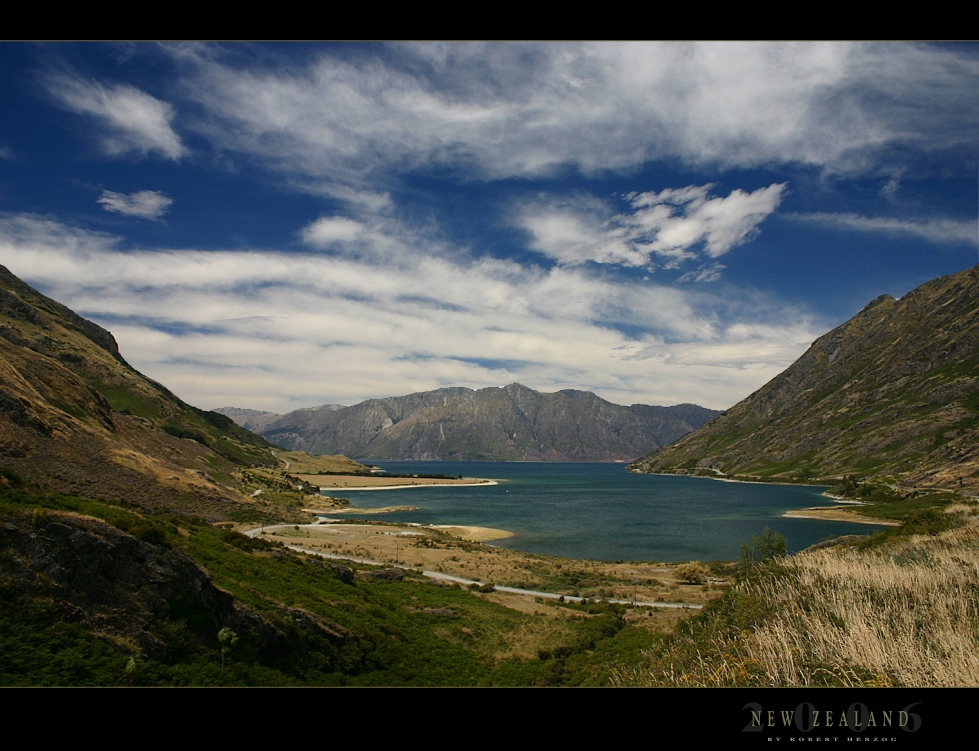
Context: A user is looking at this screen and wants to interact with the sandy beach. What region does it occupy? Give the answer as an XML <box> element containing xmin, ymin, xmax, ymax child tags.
<box><xmin>295</xmin><ymin>474</ymin><xmax>497</xmax><ymax>491</ymax></box>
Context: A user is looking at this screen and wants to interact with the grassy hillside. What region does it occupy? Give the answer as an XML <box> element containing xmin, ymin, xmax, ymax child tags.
<box><xmin>630</xmin><ymin>266</ymin><xmax>979</xmax><ymax>491</ymax></box>
<box><xmin>0</xmin><ymin>264</ymin><xmax>378</xmax><ymax>523</ymax></box>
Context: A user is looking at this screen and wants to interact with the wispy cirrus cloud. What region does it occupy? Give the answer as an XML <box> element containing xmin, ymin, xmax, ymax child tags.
<box><xmin>787</xmin><ymin>212</ymin><xmax>977</xmax><ymax>245</ymax></box>
<box><xmin>45</xmin><ymin>73</ymin><xmax>187</xmax><ymax>160</ymax></box>
<box><xmin>165</xmin><ymin>42</ymin><xmax>979</xmax><ymax>186</ymax></box>
<box><xmin>97</xmin><ymin>189</ymin><xmax>173</xmax><ymax>221</ymax></box>
<box><xmin>676</xmin><ymin>263</ymin><xmax>727</xmax><ymax>284</ymax></box>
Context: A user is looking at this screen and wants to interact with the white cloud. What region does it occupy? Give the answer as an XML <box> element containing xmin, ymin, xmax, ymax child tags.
<box><xmin>519</xmin><ymin>183</ymin><xmax>786</xmax><ymax>273</ymax></box>
<box><xmin>46</xmin><ymin>73</ymin><xmax>187</xmax><ymax>160</ymax></box>
<box><xmin>165</xmin><ymin>42</ymin><xmax>979</xmax><ymax>184</ymax></box>
<box><xmin>518</xmin><ymin>196</ymin><xmax>646</xmax><ymax>268</ymax></box>
<box><xmin>301</xmin><ymin>216</ymin><xmax>366</xmax><ymax>246</ymax></box>
<box><xmin>677</xmin><ymin>263</ymin><xmax>726</xmax><ymax>284</ymax></box>
<box><xmin>97</xmin><ymin>189</ymin><xmax>173</xmax><ymax>221</ymax></box>
<box><xmin>627</xmin><ymin>183</ymin><xmax>787</xmax><ymax>259</ymax></box>
<box><xmin>787</xmin><ymin>212</ymin><xmax>977</xmax><ymax>245</ymax></box>
<box><xmin>880</xmin><ymin>169</ymin><xmax>904</xmax><ymax>201</ymax></box>
<box><xmin>0</xmin><ymin>213</ymin><xmax>824</xmax><ymax>412</ymax></box>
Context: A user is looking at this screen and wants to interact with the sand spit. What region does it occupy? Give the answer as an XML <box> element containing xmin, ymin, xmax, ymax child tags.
<box><xmin>295</xmin><ymin>474</ymin><xmax>497</xmax><ymax>491</ymax></box>
<box><xmin>431</xmin><ymin>525</ymin><xmax>514</xmax><ymax>542</ymax></box>
<box><xmin>782</xmin><ymin>506</ymin><xmax>900</xmax><ymax>526</ymax></box>
<box><xmin>304</xmin><ymin>504</ymin><xmax>420</xmax><ymax>515</ymax></box>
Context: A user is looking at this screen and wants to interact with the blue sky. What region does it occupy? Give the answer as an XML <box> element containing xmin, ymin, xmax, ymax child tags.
<box><xmin>0</xmin><ymin>42</ymin><xmax>976</xmax><ymax>413</ymax></box>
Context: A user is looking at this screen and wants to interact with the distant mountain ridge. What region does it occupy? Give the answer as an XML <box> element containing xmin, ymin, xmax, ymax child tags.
<box><xmin>213</xmin><ymin>405</ymin><xmax>343</xmax><ymax>434</ymax></box>
<box><xmin>217</xmin><ymin>384</ymin><xmax>719</xmax><ymax>462</ymax></box>
<box><xmin>629</xmin><ymin>266</ymin><xmax>979</xmax><ymax>491</ymax></box>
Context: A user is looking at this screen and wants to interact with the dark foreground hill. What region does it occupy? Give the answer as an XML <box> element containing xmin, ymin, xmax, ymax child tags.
<box><xmin>630</xmin><ymin>266</ymin><xmax>979</xmax><ymax>491</ymax></box>
<box><xmin>217</xmin><ymin>384</ymin><xmax>719</xmax><ymax>461</ymax></box>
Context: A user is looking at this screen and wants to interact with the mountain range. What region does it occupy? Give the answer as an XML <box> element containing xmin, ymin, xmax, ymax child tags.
<box><xmin>216</xmin><ymin>386</ymin><xmax>719</xmax><ymax>462</ymax></box>
<box><xmin>629</xmin><ymin>266</ymin><xmax>979</xmax><ymax>491</ymax></box>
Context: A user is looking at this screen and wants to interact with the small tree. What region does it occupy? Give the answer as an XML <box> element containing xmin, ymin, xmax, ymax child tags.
<box><xmin>124</xmin><ymin>653</ymin><xmax>141</xmax><ymax>686</ymax></box>
<box><xmin>739</xmin><ymin>527</ymin><xmax>787</xmax><ymax>572</ymax></box>
<box><xmin>218</xmin><ymin>627</ymin><xmax>239</xmax><ymax>668</ymax></box>
<box><xmin>834</xmin><ymin>474</ymin><xmax>859</xmax><ymax>497</ymax></box>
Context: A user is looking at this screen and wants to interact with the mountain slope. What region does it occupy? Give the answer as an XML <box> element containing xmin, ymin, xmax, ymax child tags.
<box><xmin>629</xmin><ymin>266</ymin><xmax>979</xmax><ymax>490</ymax></box>
<box><xmin>0</xmin><ymin>264</ymin><xmax>316</xmax><ymax>518</ymax></box>
<box><xmin>219</xmin><ymin>384</ymin><xmax>719</xmax><ymax>461</ymax></box>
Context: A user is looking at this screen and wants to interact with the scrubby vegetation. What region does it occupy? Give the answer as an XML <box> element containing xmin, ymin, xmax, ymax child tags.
<box><xmin>7</xmin><ymin>461</ymin><xmax>977</xmax><ymax>687</ymax></box>
<box><xmin>0</xmin><ymin>478</ymin><xmax>670</xmax><ymax>686</ymax></box>
<box><xmin>614</xmin><ymin>496</ymin><xmax>979</xmax><ymax>687</ymax></box>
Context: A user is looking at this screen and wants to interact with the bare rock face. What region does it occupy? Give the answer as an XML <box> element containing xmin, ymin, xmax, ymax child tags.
<box><xmin>221</xmin><ymin>384</ymin><xmax>719</xmax><ymax>462</ymax></box>
<box><xmin>630</xmin><ymin>266</ymin><xmax>979</xmax><ymax>491</ymax></box>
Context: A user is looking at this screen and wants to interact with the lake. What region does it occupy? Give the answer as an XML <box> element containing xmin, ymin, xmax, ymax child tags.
<box><xmin>318</xmin><ymin>461</ymin><xmax>885</xmax><ymax>562</ymax></box>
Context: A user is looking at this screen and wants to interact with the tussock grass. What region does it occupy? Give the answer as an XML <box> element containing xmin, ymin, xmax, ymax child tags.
<box><xmin>617</xmin><ymin>501</ymin><xmax>979</xmax><ymax>687</ymax></box>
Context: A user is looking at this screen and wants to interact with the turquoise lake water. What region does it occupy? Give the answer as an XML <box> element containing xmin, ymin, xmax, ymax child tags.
<box><xmin>318</xmin><ymin>461</ymin><xmax>885</xmax><ymax>562</ymax></box>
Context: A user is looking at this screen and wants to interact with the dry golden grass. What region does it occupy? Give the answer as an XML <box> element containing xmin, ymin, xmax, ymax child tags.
<box><xmin>618</xmin><ymin>500</ymin><xmax>979</xmax><ymax>687</ymax></box>
<box><xmin>272</xmin><ymin>451</ymin><xmax>370</xmax><ymax>474</ymax></box>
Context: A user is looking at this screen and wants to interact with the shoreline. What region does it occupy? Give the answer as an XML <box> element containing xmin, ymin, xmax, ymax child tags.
<box><xmin>322</xmin><ymin>480</ymin><xmax>498</xmax><ymax>491</ymax></box>
<box><xmin>305</xmin><ymin>504</ymin><xmax>420</xmax><ymax>515</ymax></box>
<box><xmin>295</xmin><ymin>473</ymin><xmax>498</xmax><ymax>491</ymax></box>
<box><xmin>639</xmin><ymin>470</ymin><xmax>898</xmax><ymax>527</ymax></box>
<box><xmin>637</xmin><ymin>469</ymin><xmax>828</xmax><ymax>489</ymax></box>
<box><xmin>282</xmin><ymin>519</ymin><xmax>515</xmax><ymax>543</ymax></box>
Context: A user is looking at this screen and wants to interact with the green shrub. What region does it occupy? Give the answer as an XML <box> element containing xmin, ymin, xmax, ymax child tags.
<box><xmin>675</xmin><ymin>562</ymin><xmax>709</xmax><ymax>584</ymax></box>
<box><xmin>738</xmin><ymin>527</ymin><xmax>787</xmax><ymax>573</ymax></box>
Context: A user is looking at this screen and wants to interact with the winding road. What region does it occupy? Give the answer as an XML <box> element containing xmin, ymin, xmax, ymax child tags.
<box><xmin>245</xmin><ymin>524</ymin><xmax>702</xmax><ymax>610</ymax></box>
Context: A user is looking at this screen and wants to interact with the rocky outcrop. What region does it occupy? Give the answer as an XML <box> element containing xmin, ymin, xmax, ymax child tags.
<box><xmin>3</xmin><ymin>511</ymin><xmax>256</xmax><ymax>660</ymax></box>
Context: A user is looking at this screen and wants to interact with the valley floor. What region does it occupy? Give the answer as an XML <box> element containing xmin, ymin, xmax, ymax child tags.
<box><xmin>247</xmin><ymin>519</ymin><xmax>722</xmax><ymax>616</ymax></box>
